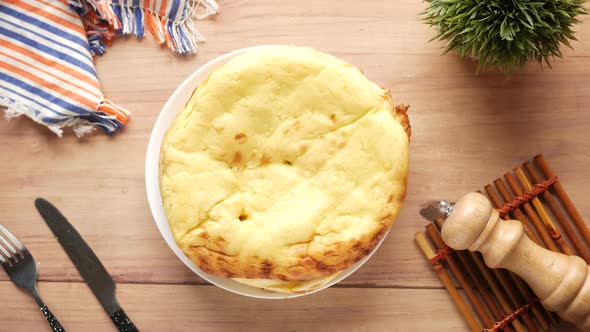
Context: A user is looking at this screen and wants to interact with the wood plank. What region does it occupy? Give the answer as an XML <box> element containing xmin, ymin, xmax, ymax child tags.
<box><xmin>0</xmin><ymin>281</ymin><xmax>579</xmax><ymax>331</ymax></box>
<box><xmin>0</xmin><ymin>281</ymin><xmax>471</xmax><ymax>331</ymax></box>
<box><xmin>1</xmin><ymin>281</ymin><xmax>579</xmax><ymax>331</ymax></box>
<box><xmin>0</xmin><ymin>0</ymin><xmax>589</xmax><ymax>291</ymax></box>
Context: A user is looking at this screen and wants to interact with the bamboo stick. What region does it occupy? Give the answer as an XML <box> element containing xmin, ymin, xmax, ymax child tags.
<box><xmin>504</xmin><ymin>172</ymin><xmax>560</xmax><ymax>252</ymax></box>
<box><xmin>415</xmin><ymin>232</ymin><xmax>481</xmax><ymax>332</ymax></box>
<box><xmin>523</xmin><ymin>162</ymin><xmax>590</xmax><ymax>263</ymax></box>
<box><xmin>456</xmin><ymin>253</ymin><xmax>516</xmax><ymax>332</ymax></box>
<box><xmin>496</xmin><ymin>268</ymin><xmax>540</xmax><ymax>331</ymax></box>
<box><xmin>493</xmin><ymin>179</ymin><xmax>541</xmax><ymax>245</ymax></box>
<box><xmin>433</xmin><ymin>214</ymin><xmax>534</xmax><ymax>331</ymax></box>
<box><xmin>535</xmin><ymin>154</ymin><xmax>590</xmax><ymax>246</ymax></box>
<box><xmin>502</xmin><ymin>256</ymin><xmax>551</xmax><ymax>331</ymax></box>
<box><xmin>460</xmin><ymin>255</ymin><xmax>520</xmax><ymax>332</ymax></box>
<box><xmin>484</xmin><ymin>183</ymin><xmax>550</xmax><ymax>331</ymax></box>
<box><xmin>514</xmin><ymin>167</ymin><xmax>575</xmax><ymax>256</ymax></box>
<box><xmin>432</xmin><ymin>220</ymin><xmax>524</xmax><ymax>332</ymax></box>
<box><xmin>468</xmin><ymin>252</ymin><xmax>530</xmax><ymax>332</ymax></box>
<box><xmin>425</xmin><ymin>224</ymin><xmax>494</xmax><ymax>328</ymax></box>
<box><xmin>486</xmin><ymin>179</ymin><xmax>564</xmax><ymax>330</ymax></box>
<box><xmin>484</xmin><ymin>185</ymin><xmax>508</xmax><ymax>220</ymax></box>
<box><xmin>493</xmin><ymin>179</ymin><xmax>529</xmax><ymax>222</ymax></box>
<box><xmin>494</xmin><ymin>173</ymin><xmax>559</xmax><ymax>330</ymax></box>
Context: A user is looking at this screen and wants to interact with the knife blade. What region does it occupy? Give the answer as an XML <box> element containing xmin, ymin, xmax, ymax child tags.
<box><xmin>35</xmin><ymin>198</ymin><xmax>139</xmax><ymax>332</ymax></box>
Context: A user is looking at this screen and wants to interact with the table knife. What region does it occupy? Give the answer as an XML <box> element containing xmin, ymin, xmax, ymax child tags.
<box><xmin>35</xmin><ymin>198</ymin><xmax>139</xmax><ymax>332</ymax></box>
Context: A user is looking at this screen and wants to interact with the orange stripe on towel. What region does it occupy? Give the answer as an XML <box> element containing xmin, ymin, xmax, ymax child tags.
<box><xmin>146</xmin><ymin>14</ymin><xmax>164</xmax><ymax>44</ymax></box>
<box><xmin>159</xmin><ymin>0</ymin><xmax>168</xmax><ymax>17</ymax></box>
<box><xmin>7</xmin><ymin>0</ymin><xmax>86</xmax><ymax>35</ymax></box>
<box><xmin>37</xmin><ymin>0</ymin><xmax>80</xmax><ymax>20</ymax></box>
<box><xmin>98</xmin><ymin>99</ymin><xmax>129</xmax><ymax>124</ymax></box>
<box><xmin>0</xmin><ymin>39</ymin><xmax>101</xmax><ymax>91</ymax></box>
<box><xmin>1</xmin><ymin>51</ymin><xmax>98</xmax><ymax>97</ymax></box>
<box><xmin>0</xmin><ymin>60</ymin><xmax>97</xmax><ymax>109</ymax></box>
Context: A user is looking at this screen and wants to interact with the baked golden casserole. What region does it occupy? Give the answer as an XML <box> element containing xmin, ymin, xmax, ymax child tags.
<box><xmin>160</xmin><ymin>46</ymin><xmax>410</xmax><ymax>293</ymax></box>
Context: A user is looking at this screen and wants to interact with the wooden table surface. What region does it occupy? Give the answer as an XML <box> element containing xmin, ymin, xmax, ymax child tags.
<box><xmin>1</xmin><ymin>0</ymin><xmax>589</xmax><ymax>331</ymax></box>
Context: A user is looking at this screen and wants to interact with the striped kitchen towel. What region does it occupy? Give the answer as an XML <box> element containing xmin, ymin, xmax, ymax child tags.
<box><xmin>0</xmin><ymin>0</ymin><xmax>218</xmax><ymax>137</ymax></box>
<box><xmin>71</xmin><ymin>0</ymin><xmax>220</xmax><ymax>55</ymax></box>
<box><xmin>0</xmin><ymin>0</ymin><xmax>128</xmax><ymax>136</ymax></box>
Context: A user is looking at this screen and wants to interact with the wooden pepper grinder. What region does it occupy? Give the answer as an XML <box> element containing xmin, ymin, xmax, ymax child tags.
<box><xmin>441</xmin><ymin>192</ymin><xmax>590</xmax><ymax>331</ymax></box>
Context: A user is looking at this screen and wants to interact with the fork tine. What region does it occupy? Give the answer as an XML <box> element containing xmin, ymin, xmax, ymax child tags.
<box><xmin>0</xmin><ymin>233</ymin><xmax>17</xmax><ymax>257</ymax></box>
<box><xmin>0</xmin><ymin>225</ymin><xmax>24</xmax><ymax>251</ymax></box>
<box><xmin>0</xmin><ymin>235</ymin><xmax>13</xmax><ymax>265</ymax></box>
<box><xmin>0</xmin><ymin>238</ymin><xmax>17</xmax><ymax>266</ymax></box>
<box><xmin>0</xmin><ymin>245</ymin><xmax>7</xmax><ymax>264</ymax></box>
<box><xmin>0</xmin><ymin>225</ymin><xmax>20</xmax><ymax>258</ymax></box>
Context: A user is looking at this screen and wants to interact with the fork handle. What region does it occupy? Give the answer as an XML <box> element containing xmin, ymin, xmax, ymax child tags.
<box><xmin>40</xmin><ymin>305</ymin><xmax>65</xmax><ymax>332</ymax></box>
<box><xmin>110</xmin><ymin>308</ymin><xmax>139</xmax><ymax>332</ymax></box>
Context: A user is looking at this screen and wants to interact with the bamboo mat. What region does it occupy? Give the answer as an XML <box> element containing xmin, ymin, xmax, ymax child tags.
<box><xmin>417</xmin><ymin>154</ymin><xmax>590</xmax><ymax>332</ymax></box>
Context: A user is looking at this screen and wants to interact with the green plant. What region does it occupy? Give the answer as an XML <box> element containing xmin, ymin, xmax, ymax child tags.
<box><xmin>423</xmin><ymin>0</ymin><xmax>587</xmax><ymax>76</ymax></box>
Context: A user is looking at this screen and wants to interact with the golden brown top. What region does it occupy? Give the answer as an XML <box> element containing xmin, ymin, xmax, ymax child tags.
<box><xmin>160</xmin><ymin>46</ymin><xmax>410</xmax><ymax>283</ymax></box>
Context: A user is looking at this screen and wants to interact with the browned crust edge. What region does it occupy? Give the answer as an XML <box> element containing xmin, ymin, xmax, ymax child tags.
<box><xmin>184</xmin><ymin>172</ymin><xmax>409</xmax><ymax>282</ymax></box>
<box><xmin>394</xmin><ymin>104</ymin><xmax>411</xmax><ymax>141</ymax></box>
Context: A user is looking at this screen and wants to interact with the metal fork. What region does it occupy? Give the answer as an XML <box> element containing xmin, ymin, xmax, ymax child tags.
<box><xmin>0</xmin><ymin>224</ymin><xmax>65</xmax><ymax>331</ymax></box>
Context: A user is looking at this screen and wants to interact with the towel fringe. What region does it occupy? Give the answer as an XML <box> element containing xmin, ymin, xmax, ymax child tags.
<box><xmin>1</xmin><ymin>95</ymin><xmax>128</xmax><ymax>137</ymax></box>
<box><xmin>89</xmin><ymin>98</ymin><xmax>129</xmax><ymax>135</ymax></box>
<box><xmin>71</xmin><ymin>0</ymin><xmax>218</xmax><ymax>55</ymax></box>
<box><xmin>1</xmin><ymin>95</ymin><xmax>66</xmax><ymax>136</ymax></box>
<box><xmin>97</xmin><ymin>98</ymin><xmax>129</xmax><ymax>124</ymax></box>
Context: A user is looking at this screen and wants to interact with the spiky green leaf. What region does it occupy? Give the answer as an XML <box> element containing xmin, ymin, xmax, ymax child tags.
<box><xmin>422</xmin><ymin>0</ymin><xmax>587</xmax><ymax>76</ymax></box>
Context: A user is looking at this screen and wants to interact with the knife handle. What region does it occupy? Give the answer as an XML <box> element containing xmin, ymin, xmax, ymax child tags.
<box><xmin>110</xmin><ymin>308</ymin><xmax>139</xmax><ymax>332</ymax></box>
<box><xmin>41</xmin><ymin>305</ymin><xmax>65</xmax><ymax>332</ymax></box>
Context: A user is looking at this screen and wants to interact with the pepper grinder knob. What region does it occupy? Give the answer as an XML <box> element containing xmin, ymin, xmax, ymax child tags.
<box><xmin>441</xmin><ymin>192</ymin><xmax>590</xmax><ymax>331</ymax></box>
